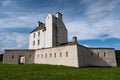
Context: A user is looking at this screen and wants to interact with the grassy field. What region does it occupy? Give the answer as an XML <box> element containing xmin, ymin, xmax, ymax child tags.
<box><xmin>0</xmin><ymin>63</ymin><xmax>120</xmax><ymax>80</ymax></box>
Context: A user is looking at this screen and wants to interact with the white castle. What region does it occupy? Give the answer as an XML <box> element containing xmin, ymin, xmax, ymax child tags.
<box><xmin>3</xmin><ymin>12</ymin><xmax>117</xmax><ymax>67</ymax></box>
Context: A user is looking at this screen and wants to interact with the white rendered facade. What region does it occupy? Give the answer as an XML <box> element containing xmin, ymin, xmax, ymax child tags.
<box><xmin>29</xmin><ymin>12</ymin><xmax>68</xmax><ymax>49</ymax></box>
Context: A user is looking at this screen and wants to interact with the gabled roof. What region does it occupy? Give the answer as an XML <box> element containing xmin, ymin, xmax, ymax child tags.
<box><xmin>30</xmin><ymin>24</ymin><xmax>45</xmax><ymax>33</ymax></box>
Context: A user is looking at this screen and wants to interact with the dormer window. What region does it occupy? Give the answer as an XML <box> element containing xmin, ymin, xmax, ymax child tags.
<box><xmin>41</xmin><ymin>26</ymin><xmax>46</xmax><ymax>32</ymax></box>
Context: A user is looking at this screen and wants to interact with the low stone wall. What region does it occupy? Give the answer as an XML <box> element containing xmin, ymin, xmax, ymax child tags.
<box><xmin>3</xmin><ymin>49</ymin><xmax>35</xmax><ymax>64</ymax></box>
<box><xmin>89</xmin><ymin>48</ymin><xmax>117</xmax><ymax>67</ymax></box>
<box><xmin>34</xmin><ymin>44</ymin><xmax>79</xmax><ymax>67</ymax></box>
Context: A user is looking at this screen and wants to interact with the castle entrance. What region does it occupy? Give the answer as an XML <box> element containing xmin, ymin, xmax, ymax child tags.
<box><xmin>18</xmin><ymin>56</ymin><xmax>25</xmax><ymax>64</ymax></box>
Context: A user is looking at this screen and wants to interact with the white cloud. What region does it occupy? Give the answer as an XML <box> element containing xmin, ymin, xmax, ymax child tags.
<box><xmin>0</xmin><ymin>32</ymin><xmax>29</xmax><ymax>49</ymax></box>
<box><xmin>0</xmin><ymin>39</ymin><xmax>4</xmax><ymax>54</ymax></box>
<box><xmin>65</xmin><ymin>0</ymin><xmax>120</xmax><ymax>41</ymax></box>
<box><xmin>66</xmin><ymin>18</ymin><xmax>120</xmax><ymax>41</ymax></box>
<box><xmin>2</xmin><ymin>0</ymin><xmax>13</xmax><ymax>7</ymax></box>
<box><xmin>84</xmin><ymin>0</ymin><xmax>120</xmax><ymax>20</ymax></box>
<box><xmin>0</xmin><ymin>13</ymin><xmax>46</xmax><ymax>28</ymax></box>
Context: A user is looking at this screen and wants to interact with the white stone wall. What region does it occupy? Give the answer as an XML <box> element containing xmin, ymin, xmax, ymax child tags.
<box><xmin>45</xmin><ymin>14</ymin><xmax>53</xmax><ymax>48</ymax></box>
<box><xmin>29</xmin><ymin>30</ymin><xmax>46</xmax><ymax>49</ymax></box>
<box><xmin>29</xmin><ymin>13</ymin><xmax>68</xmax><ymax>49</ymax></box>
<box><xmin>29</xmin><ymin>14</ymin><xmax>53</xmax><ymax>49</ymax></box>
<box><xmin>34</xmin><ymin>44</ymin><xmax>79</xmax><ymax>67</ymax></box>
<box><xmin>3</xmin><ymin>45</ymin><xmax>117</xmax><ymax>67</ymax></box>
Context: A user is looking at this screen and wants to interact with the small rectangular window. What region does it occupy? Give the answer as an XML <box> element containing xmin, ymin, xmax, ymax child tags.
<box><xmin>45</xmin><ymin>54</ymin><xmax>47</xmax><ymax>58</ymax></box>
<box><xmin>33</xmin><ymin>33</ymin><xmax>35</xmax><ymax>38</ymax></box>
<box><xmin>29</xmin><ymin>55</ymin><xmax>31</xmax><ymax>59</ymax></box>
<box><xmin>50</xmin><ymin>53</ymin><xmax>52</xmax><ymax>58</ymax></box>
<box><xmin>38</xmin><ymin>31</ymin><xmax>40</xmax><ymax>37</ymax></box>
<box><xmin>41</xmin><ymin>54</ymin><xmax>43</xmax><ymax>58</ymax></box>
<box><xmin>66</xmin><ymin>52</ymin><xmax>68</xmax><ymax>57</ymax></box>
<box><xmin>60</xmin><ymin>53</ymin><xmax>62</xmax><ymax>57</ymax></box>
<box><xmin>104</xmin><ymin>52</ymin><xmax>107</xmax><ymax>57</ymax></box>
<box><xmin>33</xmin><ymin>41</ymin><xmax>35</xmax><ymax>46</ymax></box>
<box><xmin>12</xmin><ymin>55</ymin><xmax>14</xmax><ymax>59</ymax></box>
<box><xmin>91</xmin><ymin>52</ymin><xmax>93</xmax><ymax>56</ymax></box>
<box><xmin>38</xmin><ymin>40</ymin><xmax>40</xmax><ymax>45</ymax></box>
<box><xmin>97</xmin><ymin>52</ymin><xmax>99</xmax><ymax>57</ymax></box>
<box><xmin>54</xmin><ymin>53</ymin><xmax>56</xmax><ymax>58</ymax></box>
<box><xmin>37</xmin><ymin>54</ymin><xmax>39</xmax><ymax>58</ymax></box>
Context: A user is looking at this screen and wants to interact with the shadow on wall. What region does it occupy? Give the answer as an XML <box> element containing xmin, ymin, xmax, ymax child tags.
<box><xmin>88</xmin><ymin>50</ymin><xmax>115</xmax><ymax>67</ymax></box>
<box><xmin>77</xmin><ymin>45</ymin><xmax>116</xmax><ymax>67</ymax></box>
<box><xmin>115</xmin><ymin>50</ymin><xmax>120</xmax><ymax>66</ymax></box>
<box><xmin>0</xmin><ymin>54</ymin><xmax>3</xmax><ymax>62</ymax></box>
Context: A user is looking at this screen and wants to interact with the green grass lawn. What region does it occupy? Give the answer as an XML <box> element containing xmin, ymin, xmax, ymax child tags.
<box><xmin>0</xmin><ymin>63</ymin><xmax>120</xmax><ymax>80</ymax></box>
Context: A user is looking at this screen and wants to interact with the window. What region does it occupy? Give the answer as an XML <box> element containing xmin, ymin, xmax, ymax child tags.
<box><xmin>41</xmin><ymin>54</ymin><xmax>43</xmax><ymax>58</ymax></box>
<box><xmin>45</xmin><ymin>54</ymin><xmax>47</xmax><ymax>58</ymax></box>
<box><xmin>38</xmin><ymin>31</ymin><xmax>40</xmax><ymax>37</ymax></box>
<box><xmin>33</xmin><ymin>41</ymin><xmax>35</xmax><ymax>46</ymax></box>
<box><xmin>33</xmin><ymin>33</ymin><xmax>35</xmax><ymax>38</ymax></box>
<box><xmin>66</xmin><ymin>52</ymin><xmax>68</xmax><ymax>57</ymax></box>
<box><xmin>37</xmin><ymin>54</ymin><xmax>39</xmax><ymax>58</ymax></box>
<box><xmin>54</xmin><ymin>53</ymin><xmax>56</xmax><ymax>58</ymax></box>
<box><xmin>91</xmin><ymin>52</ymin><xmax>93</xmax><ymax>56</ymax></box>
<box><xmin>60</xmin><ymin>53</ymin><xmax>62</xmax><ymax>57</ymax></box>
<box><xmin>104</xmin><ymin>52</ymin><xmax>107</xmax><ymax>57</ymax></box>
<box><xmin>29</xmin><ymin>55</ymin><xmax>31</xmax><ymax>59</ymax></box>
<box><xmin>50</xmin><ymin>53</ymin><xmax>52</xmax><ymax>58</ymax></box>
<box><xmin>38</xmin><ymin>40</ymin><xmax>40</xmax><ymax>45</ymax></box>
<box><xmin>97</xmin><ymin>52</ymin><xmax>99</xmax><ymax>57</ymax></box>
<box><xmin>12</xmin><ymin>55</ymin><xmax>14</xmax><ymax>59</ymax></box>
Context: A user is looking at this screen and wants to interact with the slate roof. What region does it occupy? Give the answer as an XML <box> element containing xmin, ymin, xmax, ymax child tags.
<box><xmin>88</xmin><ymin>47</ymin><xmax>114</xmax><ymax>49</ymax></box>
<box><xmin>30</xmin><ymin>24</ymin><xmax>45</xmax><ymax>33</ymax></box>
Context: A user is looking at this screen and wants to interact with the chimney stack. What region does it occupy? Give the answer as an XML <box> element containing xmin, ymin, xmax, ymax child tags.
<box><xmin>72</xmin><ymin>36</ymin><xmax>77</xmax><ymax>44</ymax></box>
<box><xmin>37</xmin><ymin>21</ymin><xmax>43</xmax><ymax>27</ymax></box>
<box><xmin>56</xmin><ymin>12</ymin><xmax>62</xmax><ymax>20</ymax></box>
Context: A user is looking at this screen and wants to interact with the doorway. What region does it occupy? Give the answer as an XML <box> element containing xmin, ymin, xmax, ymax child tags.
<box><xmin>18</xmin><ymin>56</ymin><xmax>25</xmax><ymax>64</ymax></box>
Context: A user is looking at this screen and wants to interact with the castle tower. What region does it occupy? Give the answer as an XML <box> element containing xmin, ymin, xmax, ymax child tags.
<box><xmin>29</xmin><ymin>12</ymin><xmax>68</xmax><ymax>49</ymax></box>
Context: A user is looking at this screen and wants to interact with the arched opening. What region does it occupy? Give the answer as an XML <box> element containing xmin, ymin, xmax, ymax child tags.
<box><xmin>18</xmin><ymin>56</ymin><xmax>25</xmax><ymax>64</ymax></box>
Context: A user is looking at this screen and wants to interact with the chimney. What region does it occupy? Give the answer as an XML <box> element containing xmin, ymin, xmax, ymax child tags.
<box><xmin>37</xmin><ymin>21</ymin><xmax>43</xmax><ymax>27</ymax></box>
<box><xmin>72</xmin><ymin>36</ymin><xmax>77</xmax><ymax>44</ymax></box>
<box><xmin>55</xmin><ymin>12</ymin><xmax>62</xmax><ymax>20</ymax></box>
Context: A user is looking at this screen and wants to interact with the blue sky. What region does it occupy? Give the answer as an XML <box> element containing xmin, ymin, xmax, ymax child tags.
<box><xmin>0</xmin><ymin>0</ymin><xmax>120</xmax><ymax>53</ymax></box>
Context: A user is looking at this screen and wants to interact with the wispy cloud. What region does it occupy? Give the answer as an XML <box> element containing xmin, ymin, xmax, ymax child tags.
<box><xmin>0</xmin><ymin>32</ymin><xmax>29</xmax><ymax>49</ymax></box>
<box><xmin>0</xmin><ymin>13</ymin><xmax>46</xmax><ymax>28</ymax></box>
<box><xmin>2</xmin><ymin>0</ymin><xmax>13</xmax><ymax>7</ymax></box>
<box><xmin>66</xmin><ymin>18</ymin><xmax>120</xmax><ymax>40</ymax></box>
<box><xmin>84</xmin><ymin>0</ymin><xmax>120</xmax><ymax>20</ymax></box>
<box><xmin>64</xmin><ymin>0</ymin><xmax>120</xmax><ymax>41</ymax></box>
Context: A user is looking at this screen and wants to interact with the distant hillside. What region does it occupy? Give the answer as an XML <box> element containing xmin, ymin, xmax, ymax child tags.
<box><xmin>0</xmin><ymin>54</ymin><xmax>3</xmax><ymax>61</ymax></box>
<box><xmin>115</xmin><ymin>50</ymin><xmax>120</xmax><ymax>66</ymax></box>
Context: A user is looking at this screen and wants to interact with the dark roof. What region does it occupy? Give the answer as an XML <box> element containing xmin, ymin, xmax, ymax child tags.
<box><xmin>30</xmin><ymin>24</ymin><xmax>45</xmax><ymax>33</ymax></box>
<box><xmin>4</xmin><ymin>49</ymin><xmax>35</xmax><ymax>51</ymax></box>
<box><xmin>88</xmin><ymin>47</ymin><xmax>114</xmax><ymax>50</ymax></box>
